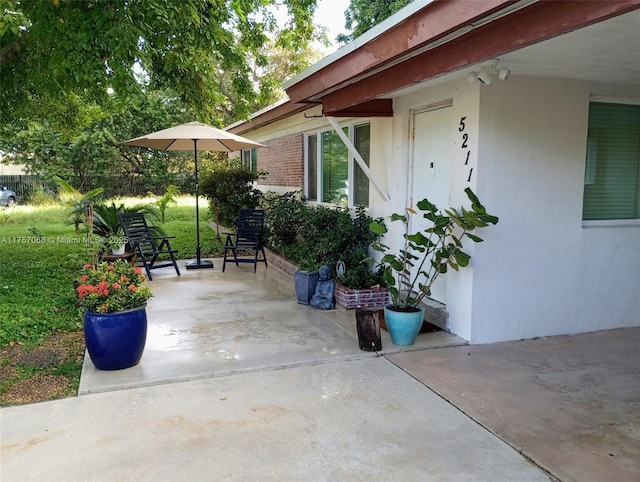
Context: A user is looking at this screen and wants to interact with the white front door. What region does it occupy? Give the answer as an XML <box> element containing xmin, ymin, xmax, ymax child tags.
<box><xmin>410</xmin><ymin>103</ymin><xmax>453</xmax><ymax>304</ymax></box>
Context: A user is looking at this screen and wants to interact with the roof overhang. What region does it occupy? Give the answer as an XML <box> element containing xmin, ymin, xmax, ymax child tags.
<box><xmin>316</xmin><ymin>0</ymin><xmax>640</xmax><ymax>116</ymax></box>
<box><xmin>229</xmin><ymin>0</ymin><xmax>640</xmax><ymax>135</ymax></box>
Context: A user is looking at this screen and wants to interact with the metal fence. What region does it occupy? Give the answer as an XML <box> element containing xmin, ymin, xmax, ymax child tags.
<box><xmin>0</xmin><ymin>175</ymin><xmax>57</xmax><ymax>200</ymax></box>
<box><xmin>0</xmin><ymin>174</ymin><xmax>194</xmax><ymax>202</ymax></box>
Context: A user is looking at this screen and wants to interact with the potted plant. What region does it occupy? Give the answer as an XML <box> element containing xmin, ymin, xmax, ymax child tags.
<box><xmin>76</xmin><ymin>260</ymin><xmax>153</xmax><ymax>370</ymax></box>
<box><xmin>370</xmin><ymin>188</ymin><xmax>498</xmax><ymax>346</ymax></box>
<box><xmin>293</xmin><ymin>254</ymin><xmax>321</xmax><ymax>305</ymax></box>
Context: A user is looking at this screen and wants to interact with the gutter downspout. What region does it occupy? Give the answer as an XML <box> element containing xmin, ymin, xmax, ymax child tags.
<box><xmin>326</xmin><ymin>116</ymin><xmax>390</xmax><ymax>203</ymax></box>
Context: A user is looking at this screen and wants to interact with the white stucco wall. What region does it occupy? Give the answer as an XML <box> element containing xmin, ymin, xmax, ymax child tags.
<box><xmin>370</xmin><ymin>75</ymin><xmax>640</xmax><ymax>344</ymax></box>
<box><xmin>470</xmin><ymin>76</ymin><xmax>640</xmax><ymax>343</ymax></box>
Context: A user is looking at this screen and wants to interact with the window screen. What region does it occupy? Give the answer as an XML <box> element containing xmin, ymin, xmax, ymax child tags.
<box><xmin>582</xmin><ymin>102</ymin><xmax>640</xmax><ymax>220</ymax></box>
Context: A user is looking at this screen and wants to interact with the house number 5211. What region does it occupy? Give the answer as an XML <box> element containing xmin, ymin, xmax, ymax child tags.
<box><xmin>459</xmin><ymin>116</ymin><xmax>473</xmax><ymax>182</ymax></box>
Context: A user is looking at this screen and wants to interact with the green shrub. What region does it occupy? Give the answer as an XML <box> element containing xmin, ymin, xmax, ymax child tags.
<box><xmin>27</xmin><ymin>186</ymin><xmax>57</xmax><ymax>206</ymax></box>
<box><xmin>261</xmin><ymin>192</ymin><xmax>385</xmax><ymax>288</ymax></box>
<box><xmin>200</xmin><ymin>168</ymin><xmax>262</xmax><ymax>227</ymax></box>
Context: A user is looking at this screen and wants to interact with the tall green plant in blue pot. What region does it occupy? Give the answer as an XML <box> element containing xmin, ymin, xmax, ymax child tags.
<box><xmin>371</xmin><ymin>188</ymin><xmax>499</xmax><ymax>346</ymax></box>
<box><xmin>76</xmin><ymin>260</ymin><xmax>153</xmax><ymax>370</ymax></box>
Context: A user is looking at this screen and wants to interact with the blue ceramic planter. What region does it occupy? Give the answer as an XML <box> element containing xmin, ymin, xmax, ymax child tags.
<box><xmin>84</xmin><ymin>305</ymin><xmax>147</xmax><ymax>370</ymax></box>
<box><xmin>384</xmin><ymin>304</ymin><xmax>424</xmax><ymax>346</ymax></box>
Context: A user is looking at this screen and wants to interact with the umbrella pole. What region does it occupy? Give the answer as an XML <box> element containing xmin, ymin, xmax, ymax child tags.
<box><xmin>186</xmin><ymin>139</ymin><xmax>213</xmax><ymax>270</ymax></box>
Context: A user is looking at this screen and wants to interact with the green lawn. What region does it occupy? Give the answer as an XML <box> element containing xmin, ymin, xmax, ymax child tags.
<box><xmin>1</xmin><ymin>196</ymin><xmax>222</xmax><ymax>405</ymax></box>
<box><xmin>0</xmin><ymin>196</ymin><xmax>220</xmax><ymax>347</ymax></box>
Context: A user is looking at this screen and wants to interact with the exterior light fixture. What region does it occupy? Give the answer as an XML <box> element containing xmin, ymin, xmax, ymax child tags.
<box><xmin>467</xmin><ymin>59</ymin><xmax>511</xmax><ymax>84</ymax></box>
<box><xmin>498</xmin><ymin>67</ymin><xmax>511</xmax><ymax>80</ymax></box>
<box><xmin>476</xmin><ymin>70</ymin><xmax>493</xmax><ymax>85</ymax></box>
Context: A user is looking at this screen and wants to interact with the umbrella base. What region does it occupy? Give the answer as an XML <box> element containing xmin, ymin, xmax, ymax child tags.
<box><xmin>185</xmin><ymin>260</ymin><xmax>214</xmax><ymax>270</ymax></box>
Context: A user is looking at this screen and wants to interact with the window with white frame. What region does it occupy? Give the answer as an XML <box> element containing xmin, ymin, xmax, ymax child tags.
<box><xmin>305</xmin><ymin>123</ymin><xmax>370</xmax><ymax>206</ymax></box>
<box><xmin>242</xmin><ymin>148</ymin><xmax>257</xmax><ymax>172</ymax></box>
<box><xmin>582</xmin><ymin>101</ymin><xmax>640</xmax><ymax>221</ymax></box>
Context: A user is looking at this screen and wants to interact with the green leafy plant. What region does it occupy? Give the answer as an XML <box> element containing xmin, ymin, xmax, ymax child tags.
<box><xmin>370</xmin><ymin>188</ymin><xmax>499</xmax><ymax>311</ymax></box>
<box><xmin>261</xmin><ymin>192</ymin><xmax>385</xmax><ymax>288</ymax></box>
<box><xmin>54</xmin><ymin>176</ymin><xmax>104</xmax><ymax>234</ymax></box>
<box><xmin>200</xmin><ymin>168</ymin><xmax>263</xmax><ymax>227</ymax></box>
<box><xmin>76</xmin><ymin>260</ymin><xmax>153</xmax><ymax>314</ymax></box>
<box><xmin>91</xmin><ymin>201</ymin><xmax>160</xmax><ymax>253</ymax></box>
<box><xmin>155</xmin><ymin>185</ymin><xmax>180</xmax><ymax>223</ymax></box>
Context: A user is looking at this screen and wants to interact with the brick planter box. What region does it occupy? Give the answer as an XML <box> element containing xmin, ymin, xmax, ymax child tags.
<box><xmin>334</xmin><ymin>284</ymin><xmax>390</xmax><ymax>310</ymax></box>
<box><xmin>265</xmin><ymin>248</ymin><xmax>389</xmax><ymax>309</ymax></box>
<box><xmin>264</xmin><ymin>248</ymin><xmax>298</xmax><ymax>281</ymax></box>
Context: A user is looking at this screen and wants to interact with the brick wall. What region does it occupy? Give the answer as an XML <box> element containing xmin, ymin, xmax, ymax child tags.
<box><xmin>257</xmin><ymin>133</ymin><xmax>304</xmax><ymax>188</ymax></box>
<box><xmin>334</xmin><ymin>285</ymin><xmax>390</xmax><ymax>310</ymax></box>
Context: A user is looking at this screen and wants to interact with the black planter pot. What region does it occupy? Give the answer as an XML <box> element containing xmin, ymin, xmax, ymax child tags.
<box><xmin>294</xmin><ymin>270</ymin><xmax>319</xmax><ymax>305</ymax></box>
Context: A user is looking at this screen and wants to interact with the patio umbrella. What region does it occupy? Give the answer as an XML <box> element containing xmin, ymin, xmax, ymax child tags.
<box><xmin>121</xmin><ymin>121</ymin><xmax>266</xmax><ymax>270</ymax></box>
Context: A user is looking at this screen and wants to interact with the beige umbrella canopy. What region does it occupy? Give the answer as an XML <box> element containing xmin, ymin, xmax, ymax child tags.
<box><xmin>121</xmin><ymin>121</ymin><xmax>266</xmax><ymax>270</ymax></box>
<box><xmin>121</xmin><ymin>121</ymin><xmax>266</xmax><ymax>152</ymax></box>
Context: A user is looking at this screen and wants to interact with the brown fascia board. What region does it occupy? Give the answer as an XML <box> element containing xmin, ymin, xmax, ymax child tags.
<box><xmin>227</xmin><ymin>101</ymin><xmax>314</xmax><ymax>136</ymax></box>
<box><xmin>285</xmin><ymin>0</ymin><xmax>516</xmax><ymax>105</ymax></box>
<box><xmin>321</xmin><ymin>0</ymin><xmax>640</xmax><ymax>115</ymax></box>
<box><xmin>327</xmin><ymin>99</ymin><xmax>394</xmax><ymax>117</ymax></box>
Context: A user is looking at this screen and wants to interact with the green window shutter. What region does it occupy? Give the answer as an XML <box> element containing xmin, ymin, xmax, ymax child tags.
<box><xmin>583</xmin><ymin>102</ymin><xmax>640</xmax><ymax>220</ymax></box>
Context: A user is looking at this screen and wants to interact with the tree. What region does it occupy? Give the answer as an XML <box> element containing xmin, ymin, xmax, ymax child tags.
<box><xmin>337</xmin><ymin>0</ymin><xmax>412</xmax><ymax>44</ymax></box>
<box><xmin>1</xmin><ymin>0</ymin><xmax>321</xmax><ymax>127</ymax></box>
<box><xmin>0</xmin><ymin>91</ymin><xmax>195</xmax><ymax>195</ymax></box>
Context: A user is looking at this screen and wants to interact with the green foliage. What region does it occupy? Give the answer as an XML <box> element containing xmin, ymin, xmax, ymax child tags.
<box><xmin>200</xmin><ymin>168</ymin><xmax>263</xmax><ymax>227</ymax></box>
<box><xmin>54</xmin><ymin>176</ymin><xmax>105</xmax><ymax>234</ymax></box>
<box><xmin>370</xmin><ymin>188</ymin><xmax>499</xmax><ymax>310</ymax></box>
<box><xmin>155</xmin><ymin>185</ymin><xmax>180</xmax><ymax>223</ymax></box>
<box><xmin>0</xmin><ymin>199</ymin><xmax>222</xmax><ymax>347</ymax></box>
<box><xmin>76</xmin><ymin>260</ymin><xmax>153</xmax><ymax>314</ymax></box>
<box><xmin>261</xmin><ymin>192</ymin><xmax>384</xmax><ymax>288</ymax></box>
<box><xmin>27</xmin><ymin>186</ymin><xmax>57</xmax><ymax>207</ymax></box>
<box><xmin>0</xmin><ymin>210</ymin><xmax>90</xmax><ymax>346</ymax></box>
<box><xmin>260</xmin><ymin>191</ymin><xmax>304</xmax><ymax>258</ymax></box>
<box><xmin>1</xmin><ymin>0</ymin><xmax>321</xmax><ymax>126</ymax></box>
<box><xmin>1</xmin><ymin>94</ymin><xmax>194</xmax><ymax>197</ymax></box>
<box><xmin>91</xmin><ymin>201</ymin><xmax>160</xmax><ymax>253</ymax></box>
<box><xmin>337</xmin><ymin>0</ymin><xmax>412</xmax><ymax>44</ymax></box>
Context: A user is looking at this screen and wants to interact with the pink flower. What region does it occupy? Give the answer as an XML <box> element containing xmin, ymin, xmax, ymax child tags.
<box><xmin>96</xmin><ymin>281</ymin><xmax>110</xmax><ymax>296</ymax></box>
<box><xmin>77</xmin><ymin>284</ymin><xmax>95</xmax><ymax>298</ymax></box>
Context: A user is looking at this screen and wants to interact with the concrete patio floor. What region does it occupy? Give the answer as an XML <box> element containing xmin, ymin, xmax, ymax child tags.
<box><xmin>2</xmin><ymin>259</ymin><xmax>639</xmax><ymax>481</ymax></box>
<box><xmin>77</xmin><ymin>260</ymin><xmax>466</xmax><ymax>395</ymax></box>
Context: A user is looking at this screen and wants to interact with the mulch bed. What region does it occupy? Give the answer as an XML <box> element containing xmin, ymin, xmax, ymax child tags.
<box><xmin>0</xmin><ymin>330</ymin><xmax>85</xmax><ymax>406</ymax></box>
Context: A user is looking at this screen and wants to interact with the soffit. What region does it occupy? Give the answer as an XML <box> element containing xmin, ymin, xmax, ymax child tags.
<box><xmin>293</xmin><ymin>0</ymin><xmax>640</xmax><ymax>116</ymax></box>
